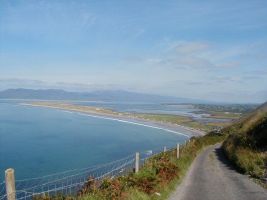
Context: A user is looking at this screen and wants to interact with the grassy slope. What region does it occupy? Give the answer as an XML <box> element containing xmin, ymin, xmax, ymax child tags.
<box><xmin>222</xmin><ymin>102</ymin><xmax>267</xmax><ymax>182</ymax></box>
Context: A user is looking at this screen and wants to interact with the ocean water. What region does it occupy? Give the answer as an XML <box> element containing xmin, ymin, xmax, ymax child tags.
<box><xmin>0</xmin><ymin>101</ymin><xmax>187</xmax><ymax>181</ymax></box>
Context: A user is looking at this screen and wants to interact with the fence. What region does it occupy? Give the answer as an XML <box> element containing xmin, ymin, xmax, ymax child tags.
<box><xmin>0</xmin><ymin>143</ymin><xmax>181</xmax><ymax>200</ymax></box>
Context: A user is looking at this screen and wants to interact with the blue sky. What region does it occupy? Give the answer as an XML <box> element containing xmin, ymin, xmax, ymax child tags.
<box><xmin>0</xmin><ymin>0</ymin><xmax>267</xmax><ymax>103</ymax></box>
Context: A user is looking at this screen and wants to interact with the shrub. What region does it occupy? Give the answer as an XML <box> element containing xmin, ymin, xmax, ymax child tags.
<box><xmin>152</xmin><ymin>155</ymin><xmax>179</xmax><ymax>183</ymax></box>
<box><xmin>126</xmin><ymin>168</ymin><xmax>158</xmax><ymax>194</ymax></box>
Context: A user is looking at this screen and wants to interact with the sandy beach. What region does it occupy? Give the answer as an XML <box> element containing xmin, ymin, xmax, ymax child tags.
<box><xmin>22</xmin><ymin>102</ymin><xmax>206</xmax><ymax>138</ymax></box>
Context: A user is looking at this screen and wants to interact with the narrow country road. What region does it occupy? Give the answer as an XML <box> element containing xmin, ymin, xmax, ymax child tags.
<box><xmin>169</xmin><ymin>144</ymin><xmax>267</xmax><ymax>200</ymax></box>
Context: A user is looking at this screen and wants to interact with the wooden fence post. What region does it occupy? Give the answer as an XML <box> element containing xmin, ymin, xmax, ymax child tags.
<box><xmin>135</xmin><ymin>152</ymin><xmax>139</xmax><ymax>173</ymax></box>
<box><xmin>176</xmin><ymin>143</ymin><xmax>180</xmax><ymax>159</ymax></box>
<box><xmin>5</xmin><ymin>168</ymin><xmax>16</xmax><ymax>200</ymax></box>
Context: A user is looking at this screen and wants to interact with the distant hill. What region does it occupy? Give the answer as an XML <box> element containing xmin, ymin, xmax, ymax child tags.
<box><xmin>0</xmin><ymin>88</ymin><xmax>205</xmax><ymax>103</ymax></box>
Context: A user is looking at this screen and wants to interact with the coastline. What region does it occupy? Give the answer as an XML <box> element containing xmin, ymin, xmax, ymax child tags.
<box><xmin>21</xmin><ymin>102</ymin><xmax>206</xmax><ymax>138</ymax></box>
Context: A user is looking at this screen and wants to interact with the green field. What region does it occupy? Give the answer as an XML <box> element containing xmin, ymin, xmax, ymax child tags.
<box><xmin>134</xmin><ymin>113</ymin><xmax>230</xmax><ymax>132</ymax></box>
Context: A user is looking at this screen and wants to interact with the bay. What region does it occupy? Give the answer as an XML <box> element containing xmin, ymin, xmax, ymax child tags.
<box><xmin>0</xmin><ymin>101</ymin><xmax>187</xmax><ymax>181</ymax></box>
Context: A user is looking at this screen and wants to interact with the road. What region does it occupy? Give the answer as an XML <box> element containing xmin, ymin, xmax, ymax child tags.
<box><xmin>169</xmin><ymin>144</ymin><xmax>267</xmax><ymax>200</ymax></box>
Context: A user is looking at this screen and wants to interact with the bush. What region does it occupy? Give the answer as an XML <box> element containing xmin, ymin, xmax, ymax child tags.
<box><xmin>152</xmin><ymin>155</ymin><xmax>179</xmax><ymax>183</ymax></box>
<box><xmin>127</xmin><ymin>169</ymin><xmax>158</xmax><ymax>194</ymax></box>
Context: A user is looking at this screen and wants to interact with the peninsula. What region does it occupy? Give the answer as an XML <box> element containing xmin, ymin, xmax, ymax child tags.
<box><xmin>23</xmin><ymin>101</ymin><xmax>206</xmax><ymax>137</ymax></box>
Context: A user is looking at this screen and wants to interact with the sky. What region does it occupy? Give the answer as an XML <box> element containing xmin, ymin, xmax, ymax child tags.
<box><xmin>0</xmin><ymin>0</ymin><xmax>267</xmax><ymax>103</ymax></box>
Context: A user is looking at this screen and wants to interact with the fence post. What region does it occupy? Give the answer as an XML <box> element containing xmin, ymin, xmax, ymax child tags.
<box><xmin>135</xmin><ymin>152</ymin><xmax>139</xmax><ymax>173</ymax></box>
<box><xmin>5</xmin><ymin>168</ymin><xmax>16</xmax><ymax>200</ymax></box>
<box><xmin>164</xmin><ymin>146</ymin><xmax>167</xmax><ymax>152</ymax></box>
<box><xmin>176</xmin><ymin>143</ymin><xmax>180</xmax><ymax>159</ymax></box>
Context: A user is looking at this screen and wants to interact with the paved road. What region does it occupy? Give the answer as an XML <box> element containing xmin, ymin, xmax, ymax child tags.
<box><xmin>169</xmin><ymin>144</ymin><xmax>267</xmax><ymax>200</ymax></box>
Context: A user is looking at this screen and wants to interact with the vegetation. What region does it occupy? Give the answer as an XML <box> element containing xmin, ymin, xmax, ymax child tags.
<box><xmin>135</xmin><ymin>113</ymin><xmax>229</xmax><ymax>132</ymax></box>
<box><xmin>222</xmin><ymin>102</ymin><xmax>267</xmax><ymax>185</ymax></box>
<box><xmin>34</xmin><ymin>134</ymin><xmax>225</xmax><ymax>200</ymax></box>
<box><xmin>194</xmin><ymin>104</ymin><xmax>258</xmax><ymax>114</ymax></box>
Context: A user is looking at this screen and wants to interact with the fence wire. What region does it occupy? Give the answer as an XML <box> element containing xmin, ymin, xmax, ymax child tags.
<box><xmin>0</xmin><ymin>144</ymin><xmax>177</xmax><ymax>200</ymax></box>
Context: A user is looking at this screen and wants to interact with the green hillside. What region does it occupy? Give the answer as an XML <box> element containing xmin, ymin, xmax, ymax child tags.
<box><xmin>223</xmin><ymin>102</ymin><xmax>267</xmax><ymax>181</ymax></box>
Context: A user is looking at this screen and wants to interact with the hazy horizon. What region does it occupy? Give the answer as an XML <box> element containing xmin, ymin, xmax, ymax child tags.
<box><xmin>1</xmin><ymin>0</ymin><xmax>267</xmax><ymax>103</ymax></box>
<box><xmin>0</xmin><ymin>87</ymin><xmax>264</xmax><ymax>104</ymax></box>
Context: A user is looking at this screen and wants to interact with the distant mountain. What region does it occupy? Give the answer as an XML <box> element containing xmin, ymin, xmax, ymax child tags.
<box><xmin>0</xmin><ymin>88</ymin><xmax>205</xmax><ymax>103</ymax></box>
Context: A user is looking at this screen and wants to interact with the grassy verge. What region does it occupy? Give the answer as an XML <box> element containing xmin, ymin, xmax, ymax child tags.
<box><xmin>223</xmin><ymin>135</ymin><xmax>266</xmax><ymax>179</ymax></box>
<box><xmin>222</xmin><ymin>111</ymin><xmax>267</xmax><ymax>187</ymax></box>
<box><xmin>34</xmin><ymin>134</ymin><xmax>225</xmax><ymax>200</ymax></box>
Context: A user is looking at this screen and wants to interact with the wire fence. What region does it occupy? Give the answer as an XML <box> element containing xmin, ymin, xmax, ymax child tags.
<box><xmin>0</xmin><ymin>144</ymin><xmax>178</xmax><ymax>200</ymax></box>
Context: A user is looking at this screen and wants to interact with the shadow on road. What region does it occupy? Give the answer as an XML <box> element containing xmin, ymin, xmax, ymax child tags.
<box><xmin>214</xmin><ymin>146</ymin><xmax>241</xmax><ymax>173</ymax></box>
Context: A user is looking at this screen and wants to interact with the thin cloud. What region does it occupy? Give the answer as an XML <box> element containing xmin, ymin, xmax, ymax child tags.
<box><xmin>172</xmin><ymin>41</ymin><xmax>210</xmax><ymax>55</ymax></box>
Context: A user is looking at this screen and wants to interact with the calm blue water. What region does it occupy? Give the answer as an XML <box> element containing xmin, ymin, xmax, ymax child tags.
<box><xmin>0</xmin><ymin>101</ymin><xmax>187</xmax><ymax>181</ymax></box>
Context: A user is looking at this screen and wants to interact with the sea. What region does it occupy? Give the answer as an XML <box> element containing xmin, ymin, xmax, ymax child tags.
<box><xmin>0</xmin><ymin>100</ymin><xmax>188</xmax><ymax>181</ymax></box>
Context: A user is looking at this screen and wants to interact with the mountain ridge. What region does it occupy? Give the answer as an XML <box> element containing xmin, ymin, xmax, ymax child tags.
<box><xmin>0</xmin><ymin>88</ymin><xmax>207</xmax><ymax>103</ymax></box>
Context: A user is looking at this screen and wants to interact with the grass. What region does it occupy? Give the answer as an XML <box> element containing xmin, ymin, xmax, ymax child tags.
<box><xmin>134</xmin><ymin>113</ymin><xmax>228</xmax><ymax>132</ymax></box>
<box><xmin>222</xmin><ymin>103</ymin><xmax>267</xmax><ymax>186</ymax></box>
<box><xmin>223</xmin><ymin>139</ymin><xmax>266</xmax><ymax>178</ymax></box>
<box><xmin>207</xmin><ymin>111</ymin><xmax>241</xmax><ymax>119</ymax></box>
<box><xmin>194</xmin><ymin>104</ymin><xmax>258</xmax><ymax>114</ymax></box>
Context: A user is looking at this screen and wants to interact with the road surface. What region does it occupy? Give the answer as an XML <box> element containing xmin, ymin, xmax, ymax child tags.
<box><xmin>169</xmin><ymin>144</ymin><xmax>267</xmax><ymax>200</ymax></box>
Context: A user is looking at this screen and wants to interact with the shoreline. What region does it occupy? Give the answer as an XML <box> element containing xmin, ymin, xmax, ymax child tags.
<box><xmin>21</xmin><ymin>102</ymin><xmax>206</xmax><ymax>138</ymax></box>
